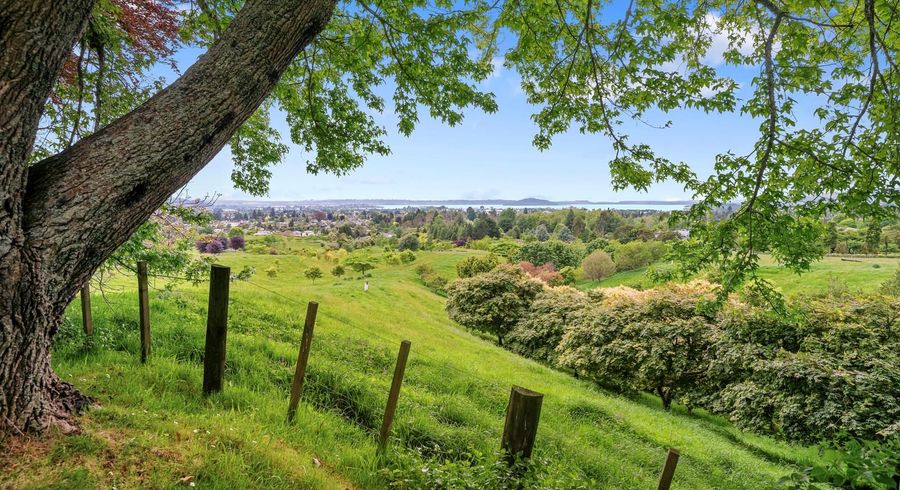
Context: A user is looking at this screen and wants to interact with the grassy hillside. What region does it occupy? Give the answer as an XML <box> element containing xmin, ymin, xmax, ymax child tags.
<box><xmin>3</xmin><ymin>241</ymin><xmax>823</xmax><ymax>489</ymax></box>
<box><xmin>574</xmin><ymin>254</ymin><xmax>897</xmax><ymax>295</ymax></box>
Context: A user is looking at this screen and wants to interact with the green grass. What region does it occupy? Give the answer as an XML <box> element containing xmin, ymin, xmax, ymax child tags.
<box><xmin>3</xmin><ymin>240</ymin><xmax>832</xmax><ymax>489</ymax></box>
<box><xmin>573</xmin><ymin>255</ymin><xmax>896</xmax><ymax>296</ymax></box>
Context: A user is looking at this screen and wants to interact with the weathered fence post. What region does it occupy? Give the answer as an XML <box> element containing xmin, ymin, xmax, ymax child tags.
<box><xmin>287</xmin><ymin>301</ymin><xmax>319</xmax><ymax>422</ymax></box>
<box><xmin>378</xmin><ymin>340</ymin><xmax>411</xmax><ymax>451</ymax></box>
<box><xmin>137</xmin><ymin>261</ymin><xmax>151</xmax><ymax>363</ymax></box>
<box><xmin>80</xmin><ymin>284</ymin><xmax>93</xmax><ymax>336</ymax></box>
<box><xmin>657</xmin><ymin>448</ymin><xmax>680</xmax><ymax>490</ymax></box>
<box><xmin>203</xmin><ymin>264</ymin><xmax>230</xmax><ymax>396</ymax></box>
<box><xmin>501</xmin><ymin>386</ymin><xmax>544</xmax><ymax>464</ymax></box>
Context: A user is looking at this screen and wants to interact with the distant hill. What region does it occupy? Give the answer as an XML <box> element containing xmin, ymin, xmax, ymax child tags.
<box><xmin>208</xmin><ymin>197</ymin><xmax>696</xmax><ymax>209</ymax></box>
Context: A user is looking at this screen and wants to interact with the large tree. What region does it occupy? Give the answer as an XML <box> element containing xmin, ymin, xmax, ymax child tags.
<box><xmin>0</xmin><ymin>0</ymin><xmax>896</xmax><ymax>435</ymax></box>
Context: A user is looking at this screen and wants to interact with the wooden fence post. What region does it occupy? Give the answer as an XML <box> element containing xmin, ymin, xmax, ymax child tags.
<box><xmin>80</xmin><ymin>284</ymin><xmax>93</xmax><ymax>336</ymax></box>
<box><xmin>203</xmin><ymin>264</ymin><xmax>230</xmax><ymax>396</ymax></box>
<box><xmin>137</xmin><ymin>261</ymin><xmax>151</xmax><ymax>363</ymax></box>
<box><xmin>378</xmin><ymin>340</ymin><xmax>411</xmax><ymax>451</ymax></box>
<box><xmin>657</xmin><ymin>448</ymin><xmax>680</xmax><ymax>490</ymax></box>
<box><xmin>287</xmin><ymin>301</ymin><xmax>319</xmax><ymax>422</ymax></box>
<box><xmin>501</xmin><ymin>386</ymin><xmax>544</xmax><ymax>464</ymax></box>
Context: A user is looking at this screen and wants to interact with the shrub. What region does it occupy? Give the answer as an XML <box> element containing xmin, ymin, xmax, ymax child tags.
<box><xmin>558</xmin><ymin>266</ymin><xmax>576</xmax><ymax>285</ymax></box>
<box><xmin>516</xmin><ymin>240</ymin><xmax>581</xmax><ymax>269</ymax></box>
<box><xmin>519</xmin><ymin>261</ymin><xmax>562</xmax><ymax>285</ymax></box>
<box><xmin>265</xmin><ymin>266</ymin><xmax>278</xmax><ymax>278</ymax></box>
<box><xmin>331</xmin><ymin>265</ymin><xmax>345</xmax><ymax>278</ymax></box>
<box><xmin>398</xmin><ymin>233</ymin><xmax>420</xmax><ymax>251</ymax></box>
<box><xmin>530</xmin><ymin>224</ymin><xmax>550</xmax><ymax>242</ymax></box>
<box><xmin>506</xmin><ymin>287</ymin><xmax>590</xmax><ymax>365</ymax></box>
<box><xmin>229</xmin><ymin>235</ymin><xmax>246</xmax><ymax>250</ymax></box>
<box><xmin>415</xmin><ymin>264</ymin><xmax>449</xmax><ymax>295</ymax></box>
<box><xmin>489</xmin><ymin>240</ymin><xmax>521</xmax><ymax>262</ymax></box>
<box><xmin>399</xmin><ymin>250</ymin><xmax>417</xmax><ymax>263</ymax></box>
<box><xmin>613</xmin><ymin>240</ymin><xmax>667</xmax><ymax>271</ymax></box>
<box><xmin>711</xmin><ymin>293</ymin><xmax>900</xmax><ymax>443</ymax></box>
<box><xmin>881</xmin><ymin>268</ymin><xmax>900</xmax><ymax>296</ymax></box>
<box><xmin>581</xmin><ymin>250</ymin><xmax>616</xmax><ymax>281</ymax></box>
<box><xmin>782</xmin><ymin>437</ymin><xmax>900</xmax><ymax>489</ymax></box>
<box><xmin>206</xmin><ymin>240</ymin><xmax>224</xmax><ymax>254</ymax></box>
<box><xmin>457</xmin><ymin>254</ymin><xmax>500</xmax><ymax>278</ymax></box>
<box><xmin>227</xmin><ymin>227</ymin><xmax>245</xmax><ymax>237</ymax></box>
<box><xmin>235</xmin><ymin>266</ymin><xmax>255</xmax><ymax>281</ymax></box>
<box><xmin>446</xmin><ymin>265</ymin><xmax>542</xmax><ymax>345</ymax></box>
<box><xmin>557</xmin><ymin>282</ymin><xmax>718</xmax><ymax>410</ymax></box>
<box><xmin>585</xmin><ymin>238</ymin><xmax>611</xmax><ymax>255</ymax></box>
<box><xmin>305</xmin><ymin>266</ymin><xmax>323</xmax><ymax>282</ymax></box>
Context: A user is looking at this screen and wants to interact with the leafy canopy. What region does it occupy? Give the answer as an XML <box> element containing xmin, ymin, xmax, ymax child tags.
<box><xmin>43</xmin><ymin>0</ymin><xmax>898</xmax><ymax>291</ymax></box>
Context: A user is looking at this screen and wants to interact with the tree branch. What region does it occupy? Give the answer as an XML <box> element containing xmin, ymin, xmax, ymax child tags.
<box><xmin>23</xmin><ymin>0</ymin><xmax>337</xmax><ymax>306</ymax></box>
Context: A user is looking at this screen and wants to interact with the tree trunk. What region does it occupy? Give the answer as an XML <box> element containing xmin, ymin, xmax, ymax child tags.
<box><xmin>0</xmin><ymin>0</ymin><xmax>337</xmax><ymax>435</ymax></box>
<box><xmin>0</xmin><ymin>271</ymin><xmax>92</xmax><ymax>433</ymax></box>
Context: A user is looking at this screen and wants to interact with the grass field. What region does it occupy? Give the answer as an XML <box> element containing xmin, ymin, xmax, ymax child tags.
<box><xmin>4</xmin><ymin>238</ymin><xmax>867</xmax><ymax>489</ymax></box>
<box><xmin>574</xmin><ymin>254</ymin><xmax>897</xmax><ymax>295</ymax></box>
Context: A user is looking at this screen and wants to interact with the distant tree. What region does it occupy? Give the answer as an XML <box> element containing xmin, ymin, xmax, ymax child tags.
<box><xmin>338</xmin><ymin>224</ymin><xmax>355</xmax><ymax>237</ymax></box>
<box><xmin>446</xmin><ymin>265</ymin><xmax>542</xmax><ymax>345</ymax></box>
<box><xmin>585</xmin><ymin>238</ymin><xmax>611</xmax><ymax>255</ymax></box>
<box><xmin>472</xmin><ymin>215</ymin><xmax>501</xmax><ymax>239</ymax></box>
<box><xmin>532</xmin><ymin>224</ymin><xmax>550</xmax><ymax>242</ymax></box>
<box><xmin>466</xmin><ymin>206</ymin><xmax>477</xmax><ymax>221</ymax></box>
<box><xmin>229</xmin><ymin>235</ymin><xmax>246</xmax><ymax>250</ymax></box>
<box><xmin>345</xmin><ymin>257</ymin><xmax>377</xmax><ymax>276</ymax></box>
<box><xmin>866</xmin><ymin>223</ymin><xmax>883</xmax><ymax>253</ymax></box>
<box><xmin>457</xmin><ymin>254</ymin><xmax>500</xmax><ymax>278</ymax></box>
<box><xmin>555</xmin><ymin>224</ymin><xmax>574</xmax><ymax>242</ymax></box>
<box><xmin>517</xmin><ymin>240</ymin><xmax>582</xmax><ymax>268</ymax></box>
<box><xmin>305</xmin><ymin>266</ymin><xmax>323</xmax><ymax>282</ymax></box>
<box><xmin>825</xmin><ymin>222</ymin><xmax>839</xmax><ymax>253</ymax></box>
<box><xmin>582</xmin><ymin>250</ymin><xmax>616</xmax><ymax>281</ymax></box>
<box><xmin>398</xmin><ymin>233</ymin><xmax>420</xmax><ymax>251</ymax></box>
<box><xmin>497</xmin><ymin>208</ymin><xmax>517</xmax><ymax>232</ymax></box>
<box><xmin>331</xmin><ymin>265</ymin><xmax>346</xmax><ymax>278</ymax></box>
<box><xmin>614</xmin><ymin>241</ymin><xmax>667</xmax><ymax>271</ymax></box>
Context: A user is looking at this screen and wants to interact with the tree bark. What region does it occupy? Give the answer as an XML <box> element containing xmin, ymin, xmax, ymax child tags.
<box><xmin>0</xmin><ymin>0</ymin><xmax>97</xmax><ymax>435</ymax></box>
<box><xmin>0</xmin><ymin>0</ymin><xmax>337</xmax><ymax>435</ymax></box>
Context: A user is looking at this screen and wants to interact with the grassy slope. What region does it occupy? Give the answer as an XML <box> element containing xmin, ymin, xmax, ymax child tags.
<box><xmin>573</xmin><ymin>255</ymin><xmax>897</xmax><ymax>294</ymax></box>
<box><xmin>3</xmin><ymin>242</ymin><xmax>821</xmax><ymax>489</ymax></box>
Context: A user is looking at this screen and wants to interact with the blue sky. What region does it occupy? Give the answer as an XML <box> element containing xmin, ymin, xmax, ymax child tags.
<box><xmin>172</xmin><ymin>24</ymin><xmax>765</xmax><ymax>203</ymax></box>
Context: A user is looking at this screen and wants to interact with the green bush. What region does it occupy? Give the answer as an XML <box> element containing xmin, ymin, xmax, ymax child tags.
<box><xmin>506</xmin><ymin>287</ymin><xmax>590</xmax><ymax>365</ymax></box>
<box><xmin>456</xmin><ymin>254</ymin><xmax>500</xmax><ymax>278</ymax></box>
<box><xmin>516</xmin><ymin>240</ymin><xmax>582</xmax><ymax>269</ymax></box>
<box><xmin>446</xmin><ymin>265</ymin><xmax>542</xmax><ymax>345</ymax></box>
<box><xmin>711</xmin><ymin>293</ymin><xmax>900</xmax><ymax>443</ymax></box>
<box><xmin>415</xmin><ymin>264</ymin><xmax>449</xmax><ymax>295</ymax></box>
<box><xmin>783</xmin><ymin>437</ymin><xmax>900</xmax><ymax>489</ymax></box>
<box><xmin>556</xmin><ymin>282</ymin><xmax>718</xmax><ymax>410</ymax></box>
<box><xmin>398</xmin><ymin>233</ymin><xmax>420</xmax><ymax>251</ymax></box>
<box><xmin>612</xmin><ymin>240</ymin><xmax>667</xmax><ymax>271</ymax></box>
<box><xmin>581</xmin><ymin>250</ymin><xmax>616</xmax><ymax>281</ymax></box>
